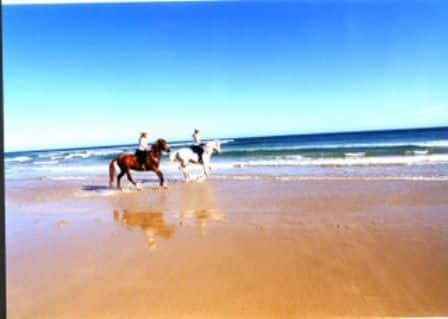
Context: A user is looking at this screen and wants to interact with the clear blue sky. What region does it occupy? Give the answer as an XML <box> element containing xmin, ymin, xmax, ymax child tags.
<box><xmin>4</xmin><ymin>0</ymin><xmax>448</xmax><ymax>151</ymax></box>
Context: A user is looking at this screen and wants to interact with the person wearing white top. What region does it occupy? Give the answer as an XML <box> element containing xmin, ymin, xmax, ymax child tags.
<box><xmin>192</xmin><ymin>129</ymin><xmax>201</xmax><ymax>146</ymax></box>
<box><xmin>191</xmin><ymin>128</ymin><xmax>204</xmax><ymax>163</ymax></box>
<box><xmin>138</xmin><ymin>132</ymin><xmax>149</xmax><ymax>151</ymax></box>
<box><xmin>136</xmin><ymin>131</ymin><xmax>149</xmax><ymax>169</ymax></box>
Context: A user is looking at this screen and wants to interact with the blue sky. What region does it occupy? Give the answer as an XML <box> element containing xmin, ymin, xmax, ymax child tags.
<box><xmin>4</xmin><ymin>0</ymin><xmax>448</xmax><ymax>151</ymax></box>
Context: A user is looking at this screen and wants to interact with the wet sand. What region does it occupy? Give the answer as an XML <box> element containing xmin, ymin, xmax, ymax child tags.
<box><xmin>5</xmin><ymin>177</ymin><xmax>448</xmax><ymax>318</ymax></box>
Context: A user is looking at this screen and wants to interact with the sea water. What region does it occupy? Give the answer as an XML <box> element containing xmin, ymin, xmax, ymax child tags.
<box><xmin>5</xmin><ymin>127</ymin><xmax>448</xmax><ymax>181</ymax></box>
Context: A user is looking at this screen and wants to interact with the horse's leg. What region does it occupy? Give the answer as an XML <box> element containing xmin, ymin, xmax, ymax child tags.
<box><xmin>117</xmin><ymin>169</ymin><xmax>126</xmax><ymax>190</ymax></box>
<box><xmin>154</xmin><ymin>169</ymin><xmax>166</xmax><ymax>188</ymax></box>
<box><xmin>202</xmin><ymin>163</ymin><xmax>209</xmax><ymax>177</ymax></box>
<box><xmin>177</xmin><ymin>159</ymin><xmax>189</xmax><ymax>182</ymax></box>
<box><xmin>183</xmin><ymin>163</ymin><xmax>193</xmax><ymax>182</ymax></box>
<box><xmin>202</xmin><ymin>158</ymin><xmax>210</xmax><ymax>178</ymax></box>
<box><xmin>182</xmin><ymin>166</ymin><xmax>189</xmax><ymax>182</ymax></box>
<box><xmin>125</xmin><ymin>169</ymin><xmax>138</xmax><ymax>188</ymax></box>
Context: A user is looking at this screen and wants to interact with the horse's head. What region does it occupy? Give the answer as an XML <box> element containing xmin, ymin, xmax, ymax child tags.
<box><xmin>206</xmin><ymin>140</ymin><xmax>221</xmax><ymax>154</ymax></box>
<box><xmin>155</xmin><ymin>138</ymin><xmax>171</xmax><ymax>153</ymax></box>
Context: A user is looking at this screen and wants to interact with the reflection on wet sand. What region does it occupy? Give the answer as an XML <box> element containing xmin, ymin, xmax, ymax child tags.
<box><xmin>176</xmin><ymin>182</ymin><xmax>224</xmax><ymax>236</ymax></box>
<box><xmin>112</xmin><ymin>183</ymin><xmax>225</xmax><ymax>248</ymax></box>
<box><xmin>177</xmin><ymin>208</ymin><xmax>223</xmax><ymax>236</ymax></box>
<box><xmin>113</xmin><ymin>210</ymin><xmax>176</xmax><ymax>249</ymax></box>
<box><xmin>113</xmin><ymin>207</ymin><xmax>224</xmax><ymax>249</ymax></box>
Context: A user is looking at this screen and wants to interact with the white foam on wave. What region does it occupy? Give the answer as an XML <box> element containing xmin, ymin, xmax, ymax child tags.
<box><xmin>413</xmin><ymin>150</ymin><xmax>429</xmax><ymax>155</ymax></box>
<box><xmin>212</xmin><ymin>174</ymin><xmax>448</xmax><ymax>182</ymax></box>
<box><xmin>34</xmin><ymin>160</ymin><xmax>59</xmax><ymax>165</ymax></box>
<box><xmin>234</xmin><ymin>154</ymin><xmax>448</xmax><ymax>167</ymax></box>
<box><xmin>40</xmin><ymin>149</ymin><xmax>121</xmax><ymax>160</ymax></box>
<box><xmin>161</xmin><ymin>161</ymin><xmax>235</xmax><ymax>170</ymax></box>
<box><xmin>65</xmin><ymin>151</ymin><xmax>92</xmax><ymax>159</ymax></box>
<box><xmin>47</xmin><ymin>176</ymin><xmax>87</xmax><ymax>180</ymax></box>
<box><xmin>227</xmin><ymin>139</ymin><xmax>448</xmax><ymax>153</ymax></box>
<box><xmin>419</xmin><ymin>140</ymin><xmax>448</xmax><ymax>147</ymax></box>
<box><xmin>345</xmin><ymin>152</ymin><xmax>365</xmax><ymax>158</ymax></box>
<box><xmin>219</xmin><ymin>139</ymin><xmax>234</xmax><ymax>144</ymax></box>
<box><xmin>32</xmin><ymin>164</ymin><xmax>107</xmax><ymax>172</ymax></box>
<box><xmin>5</xmin><ymin>156</ymin><xmax>33</xmax><ymax>163</ymax></box>
<box><xmin>16</xmin><ymin>160</ymin><xmax>232</xmax><ymax>176</ymax></box>
<box><xmin>89</xmin><ymin>149</ymin><xmax>125</xmax><ymax>156</ymax></box>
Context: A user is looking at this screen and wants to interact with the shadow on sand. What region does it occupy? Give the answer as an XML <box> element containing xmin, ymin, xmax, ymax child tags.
<box><xmin>81</xmin><ymin>185</ymin><xmax>111</xmax><ymax>192</ymax></box>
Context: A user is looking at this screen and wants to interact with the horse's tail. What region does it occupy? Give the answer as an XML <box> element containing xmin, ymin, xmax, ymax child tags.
<box><xmin>109</xmin><ymin>157</ymin><xmax>119</xmax><ymax>187</ymax></box>
<box><xmin>169</xmin><ymin>151</ymin><xmax>177</xmax><ymax>163</ymax></box>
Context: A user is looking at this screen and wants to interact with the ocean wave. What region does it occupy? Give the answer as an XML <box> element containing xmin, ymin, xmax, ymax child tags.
<box><xmin>50</xmin><ymin>154</ymin><xmax>65</xmax><ymax>160</ymax></box>
<box><xmin>419</xmin><ymin>140</ymin><xmax>448</xmax><ymax>147</ymax></box>
<box><xmin>413</xmin><ymin>150</ymin><xmax>429</xmax><ymax>155</ymax></box>
<box><xmin>218</xmin><ymin>146</ymin><xmax>444</xmax><ymax>158</ymax></box>
<box><xmin>222</xmin><ymin>139</ymin><xmax>448</xmax><ymax>154</ymax></box>
<box><xmin>211</xmin><ymin>174</ymin><xmax>448</xmax><ymax>182</ymax></box>
<box><xmin>5</xmin><ymin>156</ymin><xmax>33</xmax><ymax>163</ymax></box>
<box><xmin>219</xmin><ymin>139</ymin><xmax>234</xmax><ymax>144</ymax></box>
<box><xmin>65</xmin><ymin>151</ymin><xmax>92</xmax><ymax>159</ymax></box>
<box><xmin>315</xmin><ymin>139</ymin><xmax>448</xmax><ymax>149</ymax></box>
<box><xmin>234</xmin><ymin>154</ymin><xmax>448</xmax><ymax>167</ymax></box>
<box><xmin>90</xmin><ymin>149</ymin><xmax>128</xmax><ymax>156</ymax></box>
<box><xmin>34</xmin><ymin>160</ymin><xmax>59</xmax><ymax>165</ymax></box>
<box><xmin>345</xmin><ymin>152</ymin><xmax>365</xmax><ymax>158</ymax></box>
<box><xmin>31</xmin><ymin>165</ymin><xmax>107</xmax><ymax>172</ymax></box>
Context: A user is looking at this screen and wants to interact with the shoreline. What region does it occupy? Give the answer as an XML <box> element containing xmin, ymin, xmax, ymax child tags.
<box><xmin>6</xmin><ymin>178</ymin><xmax>448</xmax><ymax>318</ymax></box>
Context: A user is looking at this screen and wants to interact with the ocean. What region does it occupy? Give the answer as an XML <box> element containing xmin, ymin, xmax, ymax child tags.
<box><xmin>5</xmin><ymin>127</ymin><xmax>448</xmax><ymax>182</ymax></box>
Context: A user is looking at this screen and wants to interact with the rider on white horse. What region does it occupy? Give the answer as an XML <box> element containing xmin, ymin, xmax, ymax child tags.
<box><xmin>170</xmin><ymin>139</ymin><xmax>221</xmax><ymax>182</ymax></box>
<box><xmin>191</xmin><ymin>128</ymin><xmax>204</xmax><ymax>164</ymax></box>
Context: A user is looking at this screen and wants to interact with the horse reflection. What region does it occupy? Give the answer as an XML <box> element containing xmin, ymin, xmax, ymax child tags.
<box><xmin>175</xmin><ymin>182</ymin><xmax>224</xmax><ymax>236</ymax></box>
<box><xmin>178</xmin><ymin>208</ymin><xmax>223</xmax><ymax>236</ymax></box>
<box><xmin>113</xmin><ymin>209</ymin><xmax>176</xmax><ymax>249</ymax></box>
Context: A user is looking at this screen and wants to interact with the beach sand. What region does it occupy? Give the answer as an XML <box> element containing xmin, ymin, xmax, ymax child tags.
<box><xmin>5</xmin><ymin>177</ymin><xmax>448</xmax><ymax>318</ymax></box>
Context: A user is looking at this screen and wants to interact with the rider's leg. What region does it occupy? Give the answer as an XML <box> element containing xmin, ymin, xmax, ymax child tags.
<box><xmin>141</xmin><ymin>151</ymin><xmax>147</xmax><ymax>170</ymax></box>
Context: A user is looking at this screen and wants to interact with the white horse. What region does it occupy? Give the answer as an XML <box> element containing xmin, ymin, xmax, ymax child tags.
<box><xmin>169</xmin><ymin>140</ymin><xmax>221</xmax><ymax>182</ymax></box>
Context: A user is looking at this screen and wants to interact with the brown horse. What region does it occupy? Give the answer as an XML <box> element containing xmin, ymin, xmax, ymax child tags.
<box><xmin>109</xmin><ymin>139</ymin><xmax>170</xmax><ymax>190</ymax></box>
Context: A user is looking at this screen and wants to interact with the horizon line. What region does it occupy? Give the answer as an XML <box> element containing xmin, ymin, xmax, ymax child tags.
<box><xmin>5</xmin><ymin>125</ymin><xmax>447</xmax><ymax>154</ymax></box>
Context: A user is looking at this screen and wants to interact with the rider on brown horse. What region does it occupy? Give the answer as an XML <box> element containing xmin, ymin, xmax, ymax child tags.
<box><xmin>109</xmin><ymin>138</ymin><xmax>170</xmax><ymax>190</ymax></box>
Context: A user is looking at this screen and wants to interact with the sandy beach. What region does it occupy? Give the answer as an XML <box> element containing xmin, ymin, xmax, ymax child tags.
<box><xmin>5</xmin><ymin>176</ymin><xmax>448</xmax><ymax>318</ymax></box>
